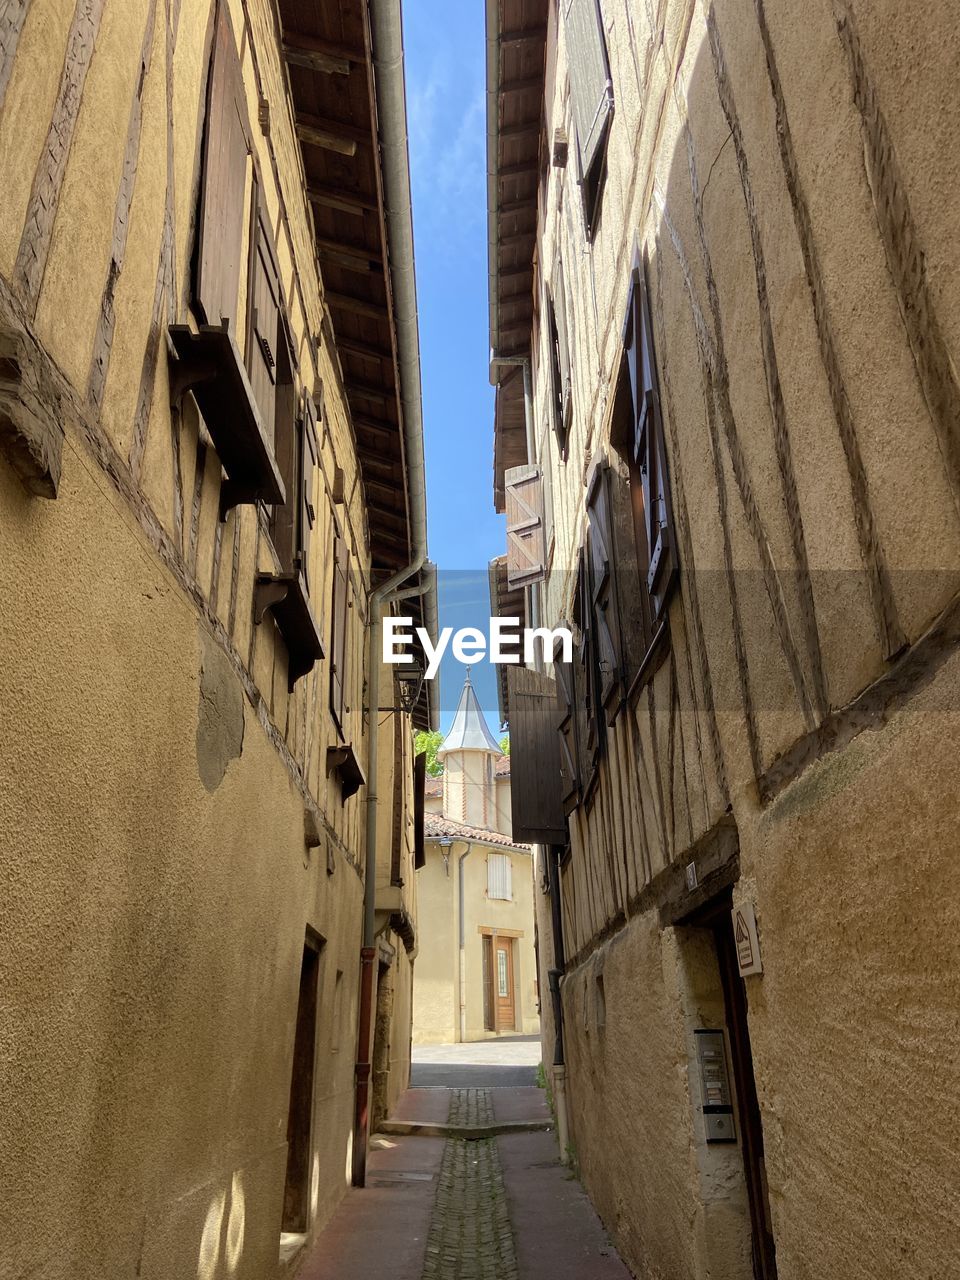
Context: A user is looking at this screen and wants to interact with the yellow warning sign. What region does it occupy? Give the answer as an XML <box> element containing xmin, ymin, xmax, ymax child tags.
<box><xmin>733</xmin><ymin>902</ymin><xmax>762</xmax><ymax>977</ymax></box>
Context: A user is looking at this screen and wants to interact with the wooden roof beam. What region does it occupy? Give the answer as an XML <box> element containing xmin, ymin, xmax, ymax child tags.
<box><xmin>498</xmin><ymin>160</ymin><xmax>538</xmax><ymax>179</ymax></box>
<box><xmin>283</xmin><ymin>42</ymin><xmax>351</xmax><ymax>76</ymax></box>
<box><xmin>499</xmin><ymin>26</ymin><xmax>547</xmax><ymax>45</ymax></box>
<box><xmin>297</xmin><ymin>112</ymin><xmax>371</xmax><ymax>156</ymax></box>
<box><xmin>347</xmin><ymin>379</ymin><xmax>394</xmax><ymax>404</ymax></box>
<box><xmin>501</xmin><ymin>76</ymin><xmax>544</xmax><ymax>95</ymax></box>
<box><xmin>354</xmin><ymin>414</ymin><xmax>398</xmax><ymax>437</ymax></box>
<box><xmin>499</xmin><ymin>120</ymin><xmax>539</xmax><ymax>140</ymax></box>
<box><xmin>307</xmin><ymin>184</ymin><xmax>377</xmax><ymax>216</ymax></box>
<box><xmin>281</xmin><ymin>30</ymin><xmax>365</xmax><ymax>65</ymax></box>
<box><xmin>337</xmin><ymin>336</ymin><xmax>393</xmax><ymax>363</ymax></box>
<box><xmin>498</xmin><ymin>229</ymin><xmax>535</xmax><ymax>248</ymax></box>
<box><xmin>326</xmin><ymin>291</ymin><xmax>388</xmax><ymax>321</ymax></box>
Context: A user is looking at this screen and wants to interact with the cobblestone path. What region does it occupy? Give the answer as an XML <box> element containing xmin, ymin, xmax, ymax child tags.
<box><xmin>420</xmin><ymin>1090</ymin><xmax>518</xmax><ymax>1280</ymax></box>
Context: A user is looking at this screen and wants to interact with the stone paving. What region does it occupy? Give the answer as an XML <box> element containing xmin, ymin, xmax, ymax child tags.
<box><xmin>421</xmin><ymin>1134</ymin><xmax>518</xmax><ymax>1280</ymax></box>
<box><xmin>446</xmin><ymin>1087</ymin><xmax>495</xmax><ymax>1128</ymax></box>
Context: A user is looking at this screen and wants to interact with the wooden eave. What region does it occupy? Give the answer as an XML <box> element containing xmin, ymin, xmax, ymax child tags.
<box><xmin>277</xmin><ymin>0</ymin><xmax>412</xmax><ymax>577</ymax></box>
<box><xmin>489</xmin><ymin>0</ymin><xmax>549</xmax><ymax>513</ymax></box>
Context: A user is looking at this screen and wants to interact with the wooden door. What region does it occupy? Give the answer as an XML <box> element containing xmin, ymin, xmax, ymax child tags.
<box><xmin>714</xmin><ymin>914</ymin><xmax>778</xmax><ymax>1280</ymax></box>
<box><xmin>495</xmin><ymin>937</ymin><xmax>516</xmax><ymax>1032</ymax></box>
<box><xmin>482</xmin><ymin>935</ymin><xmax>496</xmax><ymax>1032</ymax></box>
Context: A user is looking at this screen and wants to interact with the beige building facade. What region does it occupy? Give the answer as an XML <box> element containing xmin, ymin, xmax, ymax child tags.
<box><xmin>0</xmin><ymin>1</ymin><xmax>435</xmax><ymax>1277</ymax></box>
<box><xmin>414</xmin><ymin>674</ymin><xmax>540</xmax><ymax>1043</ymax></box>
<box><xmin>488</xmin><ymin>1</ymin><xmax>960</xmax><ymax>1279</ymax></box>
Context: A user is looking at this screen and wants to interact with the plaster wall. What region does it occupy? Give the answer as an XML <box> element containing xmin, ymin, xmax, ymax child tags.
<box><xmin>0</xmin><ymin>0</ymin><xmax>419</xmax><ymax>1274</ymax></box>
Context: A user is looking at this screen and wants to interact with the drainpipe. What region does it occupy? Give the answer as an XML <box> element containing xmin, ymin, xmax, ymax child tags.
<box><xmin>353</xmin><ymin>0</ymin><xmax>436</xmax><ymax>1189</ymax></box>
<box><xmin>457</xmin><ymin>842</ymin><xmax>474</xmax><ymax>1043</ymax></box>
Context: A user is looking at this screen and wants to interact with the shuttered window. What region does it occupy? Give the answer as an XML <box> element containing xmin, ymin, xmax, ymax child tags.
<box><xmin>561</xmin><ymin>0</ymin><xmax>613</xmax><ymax>232</ymax></box>
<box><xmin>414</xmin><ymin>751</ymin><xmax>427</xmax><ymax>871</ymax></box>
<box><xmin>299</xmin><ymin>391</ymin><xmax>318</xmax><ymax>591</ymax></box>
<box><xmin>621</xmin><ymin>249</ymin><xmax>678</xmax><ymax>638</ymax></box>
<box><xmin>554</xmin><ymin>634</ymin><xmax>581</xmax><ymax>813</ymax></box>
<box><xmin>586</xmin><ymin>463</ymin><xmax>625</xmax><ymax>719</ymax></box>
<box><xmin>330</xmin><ymin>531</ymin><xmax>350</xmax><ymax>730</ymax></box>
<box><xmin>195</xmin><ymin>8</ymin><xmax>250</xmax><ymax>330</ymax></box>
<box><xmin>487</xmin><ymin>854</ymin><xmax>512</xmax><ymax>901</ymax></box>
<box><xmin>246</xmin><ymin>202</ymin><xmax>282</xmax><ymax>450</ymax></box>
<box><xmin>505</xmin><ymin>463</ymin><xmax>546</xmax><ymax>588</ymax></box>
<box><xmin>507</xmin><ymin>666</ymin><xmax>568</xmax><ymax>844</ymax></box>
<box><xmin>545</xmin><ymin>276</ymin><xmax>572</xmax><ymax>460</ymax></box>
<box><xmin>574</xmin><ymin>547</ymin><xmax>603</xmax><ymax>793</ymax></box>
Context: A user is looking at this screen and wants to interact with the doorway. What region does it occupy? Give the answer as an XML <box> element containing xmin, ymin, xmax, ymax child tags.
<box><xmin>282</xmin><ymin>930</ymin><xmax>323</xmax><ymax>1234</ymax></box>
<box><xmin>481</xmin><ymin>934</ymin><xmax>516</xmax><ymax>1032</ymax></box>
<box><xmin>685</xmin><ymin>894</ymin><xmax>777</xmax><ymax>1280</ymax></box>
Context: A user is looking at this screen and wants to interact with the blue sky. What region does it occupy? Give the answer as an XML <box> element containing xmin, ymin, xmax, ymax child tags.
<box><xmin>405</xmin><ymin>1</ymin><xmax>506</xmax><ymax>735</ymax></box>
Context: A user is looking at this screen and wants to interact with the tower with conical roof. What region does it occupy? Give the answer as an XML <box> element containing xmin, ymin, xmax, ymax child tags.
<box><xmin>437</xmin><ymin>670</ymin><xmax>503</xmax><ymax>829</ymax></box>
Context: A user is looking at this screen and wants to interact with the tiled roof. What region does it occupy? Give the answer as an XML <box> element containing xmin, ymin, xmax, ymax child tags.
<box><xmin>495</xmin><ymin>755</ymin><xmax>511</xmax><ymax>777</ymax></box>
<box><xmin>424</xmin><ymin>814</ymin><xmax>528</xmax><ymax>851</ymax></box>
<box><xmin>424</xmin><ymin>774</ymin><xmax>443</xmax><ymax>797</ymax></box>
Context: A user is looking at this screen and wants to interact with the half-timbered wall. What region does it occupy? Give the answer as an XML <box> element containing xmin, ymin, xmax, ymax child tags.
<box><xmin>522</xmin><ymin>2</ymin><xmax>960</xmax><ymax>1278</ymax></box>
<box><xmin>0</xmin><ymin>2</ymin><xmax>419</xmax><ymax>1276</ymax></box>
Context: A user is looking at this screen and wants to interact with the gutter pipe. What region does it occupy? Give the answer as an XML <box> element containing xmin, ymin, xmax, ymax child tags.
<box><xmin>353</xmin><ymin>0</ymin><xmax>436</xmax><ymax>1188</ymax></box>
<box><xmin>457</xmin><ymin>842</ymin><xmax>474</xmax><ymax>1043</ymax></box>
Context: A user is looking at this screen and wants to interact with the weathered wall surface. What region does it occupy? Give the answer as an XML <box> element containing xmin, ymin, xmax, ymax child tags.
<box><xmin>0</xmin><ymin>0</ymin><xmax>420</xmax><ymax>1275</ymax></box>
<box><xmin>521</xmin><ymin>0</ymin><xmax>960</xmax><ymax>1276</ymax></box>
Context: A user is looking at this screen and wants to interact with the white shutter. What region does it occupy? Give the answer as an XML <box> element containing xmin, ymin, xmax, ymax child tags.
<box><xmin>487</xmin><ymin>853</ymin><xmax>512</xmax><ymax>901</ymax></box>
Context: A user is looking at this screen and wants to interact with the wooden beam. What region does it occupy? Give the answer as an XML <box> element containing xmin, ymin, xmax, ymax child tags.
<box><xmin>338</xmin><ymin>336</ymin><xmax>393</xmax><ymax>363</ymax></box>
<box><xmin>326</xmin><ymin>291</ymin><xmax>387</xmax><ymax>321</ymax></box>
<box><xmin>283</xmin><ymin>42</ymin><xmax>350</xmax><ymax>76</ymax></box>
<box><xmin>319</xmin><ymin>248</ymin><xmax>378</xmax><ymax>275</ymax></box>
<box><xmin>499</xmin><ymin>264</ymin><xmax>533</xmax><ymax>279</ymax></box>
<box><xmin>501</xmin><ymin>76</ymin><xmax>543</xmax><ymax>95</ymax></box>
<box><xmin>499</xmin><ymin>120</ymin><xmax>539</xmax><ymax>140</ymax></box>
<box><xmin>498</xmin><ymin>229</ymin><xmax>535</xmax><ymax>248</ymax></box>
<box><xmin>282</xmin><ymin>29</ymin><xmax>364</xmax><ymax>65</ymax></box>
<box><xmin>307</xmin><ymin>184</ymin><xmax>377</xmax><ymax>216</ymax></box>
<box><xmin>297</xmin><ymin>111</ymin><xmax>370</xmax><ymax>147</ymax></box>
<box><xmin>499</xmin><ymin>196</ymin><xmax>537</xmax><ymax>216</ymax></box>
<box><xmin>296</xmin><ymin>121</ymin><xmax>357</xmax><ymax>158</ymax></box>
<box><xmin>347</xmin><ymin>379</ymin><xmax>394</xmax><ymax>404</ymax></box>
<box><xmin>355</xmin><ymin>415</ymin><xmax>397</xmax><ymax>438</ymax></box>
<box><xmin>316</xmin><ymin>235</ymin><xmax>382</xmax><ymax>265</ymax></box>
<box><xmin>499</xmin><ymin>26</ymin><xmax>547</xmax><ymax>45</ymax></box>
<box><xmin>498</xmin><ymin>160</ymin><xmax>538</xmax><ymax>180</ymax></box>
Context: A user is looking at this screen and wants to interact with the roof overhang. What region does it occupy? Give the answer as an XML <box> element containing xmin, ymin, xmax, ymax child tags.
<box><xmin>485</xmin><ymin>0</ymin><xmax>549</xmax><ymax>512</ymax></box>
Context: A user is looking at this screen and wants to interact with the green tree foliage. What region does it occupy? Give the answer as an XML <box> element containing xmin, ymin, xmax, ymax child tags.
<box><xmin>414</xmin><ymin>729</ymin><xmax>444</xmax><ymax>777</ymax></box>
<box><xmin>500</xmin><ymin>735</ymin><xmax>510</xmax><ymax>755</ymax></box>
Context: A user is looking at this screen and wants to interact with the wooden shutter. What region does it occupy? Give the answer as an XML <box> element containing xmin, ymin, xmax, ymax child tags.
<box><xmin>545</xmin><ymin>284</ymin><xmax>570</xmax><ymax>459</ymax></box>
<box><xmin>247</xmin><ymin>204</ymin><xmax>282</xmax><ymax>449</ymax></box>
<box><xmin>298</xmin><ymin>390</ymin><xmax>317</xmax><ymax>592</ymax></box>
<box><xmin>554</xmin><ymin>633</ymin><xmax>581</xmax><ymax>813</ymax></box>
<box><xmin>623</xmin><ymin>249</ymin><xmax>678</xmax><ymax>631</ymax></box>
<box><xmin>574</xmin><ymin>548</ymin><xmax>603</xmax><ymax>786</ymax></box>
<box><xmin>195</xmin><ymin>8</ymin><xmax>249</xmax><ymax>330</ymax></box>
<box><xmin>553</xmin><ymin>263</ymin><xmax>573</xmax><ymax>450</ymax></box>
<box><xmin>562</xmin><ymin>0</ymin><xmax>613</xmax><ymax>183</ymax></box>
<box><xmin>487</xmin><ymin>853</ymin><xmax>512</xmax><ymax>900</ymax></box>
<box><xmin>330</xmin><ymin>532</ymin><xmax>349</xmax><ymax>729</ymax></box>
<box><xmin>505</xmin><ymin>464</ymin><xmax>546</xmax><ymax>588</ymax></box>
<box><xmin>414</xmin><ymin>750</ymin><xmax>426</xmax><ymax>870</ymax></box>
<box><xmin>586</xmin><ymin>463</ymin><xmax>626</xmax><ymax>718</ymax></box>
<box><xmin>508</xmin><ymin>666</ymin><xmax>568</xmax><ymax>844</ymax></box>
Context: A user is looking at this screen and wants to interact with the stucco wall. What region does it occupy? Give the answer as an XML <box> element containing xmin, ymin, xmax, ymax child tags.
<box><xmin>0</xmin><ymin>0</ymin><xmax>419</xmax><ymax>1275</ymax></box>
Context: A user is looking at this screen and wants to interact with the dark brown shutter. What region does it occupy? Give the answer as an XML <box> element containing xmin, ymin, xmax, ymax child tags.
<box><xmin>246</xmin><ymin>204</ymin><xmax>282</xmax><ymax>449</ymax></box>
<box><xmin>298</xmin><ymin>391</ymin><xmax>317</xmax><ymax>592</ymax></box>
<box><xmin>195</xmin><ymin>8</ymin><xmax>249</xmax><ymax>330</ymax></box>
<box><xmin>414</xmin><ymin>750</ymin><xmax>427</xmax><ymax>870</ymax></box>
<box><xmin>554</xmin><ymin>262</ymin><xmax>573</xmax><ymax>437</ymax></box>
<box><xmin>505</xmin><ymin>463</ymin><xmax>546</xmax><ymax>588</ymax></box>
<box><xmin>554</xmin><ymin>631</ymin><xmax>581</xmax><ymax>812</ymax></box>
<box><xmin>330</xmin><ymin>532</ymin><xmax>349</xmax><ymax>729</ymax></box>
<box><xmin>507</xmin><ymin>667</ymin><xmax>568</xmax><ymax>844</ymax></box>
<box><xmin>561</xmin><ymin>0</ymin><xmax>613</xmax><ymax>183</ymax></box>
<box><xmin>574</xmin><ymin>547</ymin><xmax>603</xmax><ymax>787</ymax></box>
<box><xmin>586</xmin><ymin>463</ymin><xmax>626</xmax><ymax>718</ymax></box>
<box><xmin>545</xmin><ymin>284</ymin><xmax>570</xmax><ymax>459</ymax></box>
<box><xmin>623</xmin><ymin>249</ymin><xmax>678</xmax><ymax>631</ymax></box>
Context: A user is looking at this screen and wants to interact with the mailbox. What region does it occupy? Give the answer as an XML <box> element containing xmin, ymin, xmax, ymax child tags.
<box><xmin>695</xmin><ymin>1029</ymin><xmax>736</xmax><ymax>1143</ymax></box>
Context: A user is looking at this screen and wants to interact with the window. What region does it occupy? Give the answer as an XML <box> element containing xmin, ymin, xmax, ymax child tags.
<box><xmin>545</xmin><ymin>267</ymin><xmax>572</xmax><ymax>458</ymax></box>
<box><xmin>561</xmin><ymin>0</ymin><xmax>613</xmax><ymax>235</ymax></box>
<box><xmin>487</xmin><ymin>853</ymin><xmax>512</xmax><ymax>901</ymax></box>
<box><xmin>617</xmin><ymin>248</ymin><xmax>678</xmax><ymax>645</ymax></box>
<box><xmin>504</xmin><ymin>463</ymin><xmax>546</xmax><ymax>588</ymax></box>
<box><xmin>194</xmin><ymin>8</ymin><xmax>250</xmax><ymax>331</ymax></box>
<box><xmin>330</xmin><ymin>529</ymin><xmax>350</xmax><ymax>730</ymax></box>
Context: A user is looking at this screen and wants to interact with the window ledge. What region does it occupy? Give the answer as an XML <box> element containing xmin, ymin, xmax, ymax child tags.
<box><xmin>326</xmin><ymin>743</ymin><xmax>365</xmax><ymax>800</ymax></box>
<box><xmin>254</xmin><ymin>571</ymin><xmax>324</xmax><ymax>689</ymax></box>
<box><xmin>168</xmin><ymin>323</ymin><xmax>285</xmax><ymax>514</ymax></box>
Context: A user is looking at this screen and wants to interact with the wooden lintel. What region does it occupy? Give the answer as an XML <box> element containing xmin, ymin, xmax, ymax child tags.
<box><xmin>297</xmin><ymin>111</ymin><xmax>370</xmax><ymax>147</ymax></box>
<box><xmin>307</xmin><ymin>184</ymin><xmax>377</xmax><ymax>216</ymax></box>
<box><xmin>499</xmin><ymin>26</ymin><xmax>547</xmax><ymax>45</ymax></box>
<box><xmin>282</xmin><ymin>29</ymin><xmax>365</xmax><ymax>64</ymax></box>
<box><xmin>326</xmin><ymin>291</ymin><xmax>388</xmax><ymax>321</ymax></box>
<box><xmin>296</xmin><ymin>120</ymin><xmax>357</xmax><ymax>158</ymax></box>
<box><xmin>283</xmin><ymin>42</ymin><xmax>351</xmax><ymax>76</ymax></box>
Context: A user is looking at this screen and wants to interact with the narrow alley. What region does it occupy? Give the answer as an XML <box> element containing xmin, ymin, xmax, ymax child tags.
<box><xmin>297</xmin><ymin>1040</ymin><xmax>630</xmax><ymax>1280</ymax></box>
